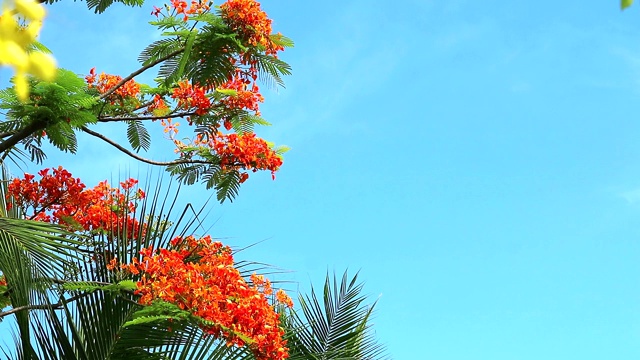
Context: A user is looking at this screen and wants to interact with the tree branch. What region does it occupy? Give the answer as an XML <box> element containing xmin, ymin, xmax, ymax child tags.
<box><xmin>99</xmin><ymin>47</ymin><xmax>185</xmax><ymax>100</ymax></box>
<box><xmin>0</xmin><ymin>131</ymin><xmax>16</xmax><ymax>139</ymax></box>
<box><xmin>98</xmin><ymin>112</ymin><xmax>197</xmax><ymax>122</ymax></box>
<box><xmin>0</xmin><ymin>120</ymin><xmax>46</xmax><ymax>154</ymax></box>
<box><xmin>0</xmin><ymin>292</ymin><xmax>89</xmax><ymax>319</ymax></box>
<box><xmin>80</xmin><ymin>126</ymin><xmax>215</xmax><ymax>167</ymax></box>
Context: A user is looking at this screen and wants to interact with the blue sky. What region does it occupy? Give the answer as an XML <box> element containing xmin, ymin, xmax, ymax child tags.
<box><xmin>3</xmin><ymin>0</ymin><xmax>640</xmax><ymax>359</ymax></box>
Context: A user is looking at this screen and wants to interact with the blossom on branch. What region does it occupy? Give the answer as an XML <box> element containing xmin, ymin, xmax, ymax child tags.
<box><xmin>121</xmin><ymin>235</ymin><xmax>293</xmax><ymax>360</ymax></box>
<box><xmin>6</xmin><ymin>166</ymin><xmax>145</xmax><ymax>238</ymax></box>
<box><xmin>171</xmin><ymin>80</ymin><xmax>211</xmax><ymax>115</ymax></box>
<box><xmin>219</xmin><ymin>0</ymin><xmax>284</xmax><ymax>56</ymax></box>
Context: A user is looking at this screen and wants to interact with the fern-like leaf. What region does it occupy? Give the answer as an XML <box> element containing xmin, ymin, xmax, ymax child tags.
<box><xmin>138</xmin><ymin>38</ymin><xmax>183</xmax><ymax>66</ymax></box>
<box><xmin>85</xmin><ymin>0</ymin><xmax>143</xmax><ymax>14</ymax></box>
<box><xmin>253</xmin><ymin>53</ymin><xmax>292</xmax><ymax>89</ymax></box>
<box><xmin>126</xmin><ymin>120</ymin><xmax>151</xmax><ymax>152</ymax></box>
<box><xmin>213</xmin><ymin>170</ymin><xmax>241</xmax><ymax>203</ymax></box>
<box><xmin>45</xmin><ymin>122</ymin><xmax>77</xmax><ymax>154</ymax></box>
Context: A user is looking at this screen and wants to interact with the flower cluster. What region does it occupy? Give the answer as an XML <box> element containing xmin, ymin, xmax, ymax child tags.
<box><xmin>6</xmin><ymin>167</ymin><xmax>145</xmax><ymax>238</ymax></box>
<box><xmin>219</xmin><ymin>73</ymin><xmax>264</xmax><ymax>129</ymax></box>
<box><xmin>146</xmin><ymin>94</ymin><xmax>169</xmax><ymax>115</ymax></box>
<box><xmin>0</xmin><ymin>0</ymin><xmax>56</xmax><ymax>101</ymax></box>
<box><xmin>171</xmin><ymin>80</ymin><xmax>211</xmax><ymax>115</ymax></box>
<box><xmin>219</xmin><ymin>0</ymin><xmax>283</xmax><ymax>55</ymax></box>
<box><xmin>168</xmin><ymin>0</ymin><xmax>210</xmax><ymax>21</ymax></box>
<box><xmin>85</xmin><ymin>68</ymin><xmax>141</xmax><ymax>103</ymax></box>
<box><xmin>192</xmin><ymin>132</ymin><xmax>282</xmax><ymax>181</ymax></box>
<box><xmin>121</xmin><ymin>235</ymin><xmax>292</xmax><ymax>360</ymax></box>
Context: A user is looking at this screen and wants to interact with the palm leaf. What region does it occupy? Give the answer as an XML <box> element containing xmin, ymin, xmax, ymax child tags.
<box><xmin>287</xmin><ymin>271</ymin><xmax>389</xmax><ymax>360</ymax></box>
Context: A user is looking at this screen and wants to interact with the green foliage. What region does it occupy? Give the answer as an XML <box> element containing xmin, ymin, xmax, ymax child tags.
<box><xmin>167</xmin><ymin>163</ymin><xmax>208</xmax><ymax>186</ymax></box>
<box><xmin>273</xmin><ymin>145</ymin><xmax>291</xmax><ymax>156</ymax></box>
<box><xmin>186</xmin><ymin>24</ymin><xmax>242</xmax><ymax>88</ymax></box>
<box><xmin>252</xmin><ymin>50</ymin><xmax>293</xmax><ymax>89</ymax></box>
<box><xmin>0</xmin><ymin>284</ymin><xmax>10</xmax><ymax>311</ymax></box>
<box><xmin>0</xmin><ymin>217</ymin><xmax>83</xmax><ymax>279</ymax></box>
<box><xmin>126</xmin><ymin>120</ymin><xmax>151</xmax><ymax>152</ymax></box>
<box><xmin>622</xmin><ymin>0</ymin><xmax>634</xmax><ymax>9</ymax></box>
<box><xmin>44</xmin><ymin>0</ymin><xmax>144</xmax><ymax>14</ymax></box>
<box><xmin>285</xmin><ymin>272</ymin><xmax>389</xmax><ymax>360</ymax></box>
<box><xmin>212</xmin><ymin>169</ymin><xmax>241</xmax><ymax>203</ymax></box>
<box><xmin>62</xmin><ymin>280</ymin><xmax>137</xmax><ymax>294</ymax></box>
<box><xmin>138</xmin><ymin>38</ymin><xmax>184</xmax><ymax>67</ymax></box>
<box><xmin>125</xmin><ymin>300</ymin><xmax>193</xmax><ymax>328</ymax></box>
<box><xmin>0</xmin><ymin>69</ymin><xmax>97</xmax><ymax>158</ymax></box>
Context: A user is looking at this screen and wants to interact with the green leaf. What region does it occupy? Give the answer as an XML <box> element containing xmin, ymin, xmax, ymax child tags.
<box><xmin>286</xmin><ymin>272</ymin><xmax>389</xmax><ymax>360</ymax></box>
<box><xmin>118</xmin><ymin>280</ymin><xmax>137</xmax><ymax>291</ymax></box>
<box><xmin>216</xmin><ymin>89</ymin><xmax>237</xmax><ymax>96</ymax></box>
<box><xmin>270</xmin><ymin>34</ymin><xmax>295</xmax><ymax>48</ymax></box>
<box><xmin>149</xmin><ymin>16</ymin><xmax>187</xmax><ymax>30</ymax></box>
<box><xmin>138</xmin><ymin>38</ymin><xmax>184</xmax><ymax>67</ymax></box>
<box><xmin>622</xmin><ymin>0</ymin><xmax>634</xmax><ymax>9</ymax></box>
<box><xmin>274</xmin><ymin>145</ymin><xmax>290</xmax><ymax>155</ymax></box>
<box><xmin>252</xmin><ymin>52</ymin><xmax>292</xmax><ymax>89</ymax></box>
<box><xmin>126</xmin><ymin>120</ymin><xmax>151</xmax><ymax>152</ymax></box>
<box><xmin>174</xmin><ymin>30</ymin><xmax>198</xmax><ymax>82</ymax></box>
<box><xmin>124</xmin><ymin>315</ymin><xmax>180</xmax><ymax>327</ymax></box>
<box><xmin>84</xmin><ymin>0</ymin><xmax>143</xmax><ymax>14</ymax></box>
<box><xmin>213</xmin><ymin>170</ymin><xmax>241</xmax><ymax>203</ymax></box>
<box><xmin>45</xmin><ymin>122</ymin><xmax>77</xmax><ymax>153</ymax></box>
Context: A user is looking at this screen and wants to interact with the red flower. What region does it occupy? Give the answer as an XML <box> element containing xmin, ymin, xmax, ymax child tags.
<box><xmin>211</xmin><ymin>132</ymin><xmax>283</xmax><ymax>181</ymax></box>
<box><xmin>219</xmin><ymin>72</ymin><xmax>264</xmax><ymax>115</ymax></box>
<box><xmin>220</xmin><ymin>0</ymin><xmax>283</xmax><ymax>56</ymax></box>
<box><xmin>7</xmin><ymin>167</ymin><xmax>146</xmax><ymax>239</ymax></box>
<box><xmin>171</xmin><ymin>80</ymin><xmax>211</xmax><ymax>115</ymax></box>
<box><xmin>124</xmin><ymin>235</ymin><xmax>291</xmax><ymax>360</ymax></box>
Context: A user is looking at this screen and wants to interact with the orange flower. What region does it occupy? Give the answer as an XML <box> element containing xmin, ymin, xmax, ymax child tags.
<box><xmin>169</xmin><ymin>0</ymin><xmax>209</xmax><ymax>21</ymax></box>
<box><xmin>219</xmin><ymin>72</ymin><xmax>264</xmax><ymax>115</ymax></box>
<box><xmin>147</xmin><ymin>94</ymin><xmax>169</xmax><ymax>115</ymax></box>
<box><xmin>276</xmin><ymin>289</ymin><xmax>293</xmax><ymax>308</ymax></box>
<box><xmin>220</xmin><ymin>0</ymin><xmax>283</xmax><ymax>55</ymax></box>
<box><xmin>86</xmin><ymin>68</ymin><xmax>141</xmax><ymax>104</ymax></box>
<box><xmin>171</xmin><ymin>80</ymin><xmax>211</xmax><ymax>115</ymax></box>
<box><xmin>7</xmin><ymin>167</ymin><xmax>146</xmax><ymax>239</ymax></box>
<box><xmin>125</xmin><ymin>235</ymin><xmax>291</xmax><ymax>360</ymax></box>
<box><xmin>211</xmin><ymin>132</ymin><xmax>283</xmax><ymax>180</ymax></box>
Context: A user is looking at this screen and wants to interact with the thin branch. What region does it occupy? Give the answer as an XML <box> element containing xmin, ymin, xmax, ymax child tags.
<box><xmin>132</xmin><ymin>99</ymin><xmax>155</xmax><ymax>112</ymax></box>
<box><xmin>0</xmin><ymin>120</ymin><xmax>46</xmax><ymax>154</ymax></box>
<box><xmin>0</xmin><ymin>292</ymin><xmax>89</xmax><ymax>319</ymax></box>
<box><xmin>80</xmin><ymin>126</ymin><xmax>214</xmax><ymax>167</ymax></box>
<box><xmin>99</xmin><ymin>47</ymin><xmax>185</xmax><ymax>100</ymax></box>
<box><xmin>46</xmin><ymin>278</ymin><xmax>113</xmax><ymax>287</ymax></box>
<box><xmin>98</xmin><ymin>111</ymin><xmax>197</xmax><ymax>122</ymax></box>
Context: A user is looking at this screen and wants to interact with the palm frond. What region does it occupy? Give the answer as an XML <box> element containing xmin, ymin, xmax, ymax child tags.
<box><xmin>287</xmin><ymin>271</ymin><xmax>389</xmax><ymax>360</ymax></box>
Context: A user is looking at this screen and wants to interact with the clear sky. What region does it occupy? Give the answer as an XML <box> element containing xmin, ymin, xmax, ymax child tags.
<box><xmin>2</xmin><ymin>0</ymin><xmax>640</xmax><ymax>359</ymax></box>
